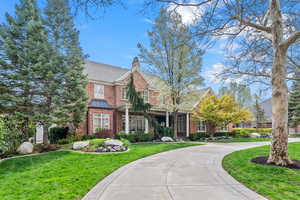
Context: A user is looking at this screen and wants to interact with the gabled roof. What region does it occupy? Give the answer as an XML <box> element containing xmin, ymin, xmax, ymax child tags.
<box><xmin>84</xmin><ymin>60</ymin><xmax>161</xmax><ymax>90</ymax></box>
<box><xmin>84</xmin><ymin>61</ymin><xmax>129</xmax><ymax>83</ymax></box>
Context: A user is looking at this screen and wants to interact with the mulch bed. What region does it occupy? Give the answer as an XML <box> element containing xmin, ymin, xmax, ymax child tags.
<box><xmin>251</xmin><ymin>156</ymin><xmax>300</xmax><ymax>170</ymax></box>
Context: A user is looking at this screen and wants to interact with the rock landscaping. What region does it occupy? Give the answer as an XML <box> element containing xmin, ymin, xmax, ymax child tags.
<box><xmin>17</xmin><ymin>142</ymin><xmax>34</xmax><ymax>154</ymax></box>
<box><xmin>72</xmin><ymin>139</ymin><xmax>128</xmax><ymax>153</ymax></box>
<box><xmin>161</xmin><ymin>136</ymin><xmax>174</xmax><ymax>142</ymax></box>
<box><xmin>73</xmin><ymin>141</ymin><xmax>90</xmax><ymax>150</ymax></box>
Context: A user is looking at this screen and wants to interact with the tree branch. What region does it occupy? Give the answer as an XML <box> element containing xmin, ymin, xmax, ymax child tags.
<box><xmin>281</xmin><ymin>31</ymin><xmax>300</xmax><ymax>50</ymax></box>
<box><xmin>231</xmin><ymin>16</ymin><xmax>272</xmax><ymax>33</ymax></box>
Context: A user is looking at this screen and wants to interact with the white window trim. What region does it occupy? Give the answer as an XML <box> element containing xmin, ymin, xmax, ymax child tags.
<box><xmin>197</xmin><ymin>120</ymin><xmax>206</xmax><ymax>132</ymax></box>
<box><xmin>94</xmin><ymin>84</ymin><xmax>104</xmax><ymax>99</ymax></box>
<box><xmin>93</xmin><ymin>113</ymin><xmax>110</xmax><ymax>133</ymax></box>
<box><xmin>121</xmin><ymin>87</ymin><xmax>128</xmax><ymax>100</ymax></box>
<box><xmin>143</xmin><ymin>90</ymin><xmax>149</xmax><ymax>103</ymax></box>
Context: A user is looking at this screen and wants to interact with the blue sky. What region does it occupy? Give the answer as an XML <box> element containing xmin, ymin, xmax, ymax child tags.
<box><xmin>0</xmin><ymin>0</ymin><xmax>227</xmax><ymax>92</ymax></box>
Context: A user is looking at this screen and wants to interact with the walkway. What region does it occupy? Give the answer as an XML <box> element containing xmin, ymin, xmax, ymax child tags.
<box><xmin>83</xmin><ymin>139</ymin><xmax>300</xmax><ymax>200</ymax></box>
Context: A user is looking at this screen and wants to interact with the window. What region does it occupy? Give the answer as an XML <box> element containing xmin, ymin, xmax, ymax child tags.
<box><xmin>93</xmin><ymin>113</ymin><xmax>110</xmax><ymax>133</ymax></box>
<box><xmin>122</xmin><ymin>87</ymin><xmax>128</xmax><ymax>100</ymax></box>
<box><xmin>197</xmin><ymin>120</ymin><xmax>206</xmax><ymax>132</ymax></box>
<box><xmin>143</xmin><ymin>90</ymin><xmax>149</xmax><ymax>103</ymax></box>
<box><xmin>220</xmin><ymin>125</ymin><xmax>228</xmax><ymax>132</ymax></box>
<box><xmin>94</xmin><ymin>84</ymin><xmax>104</xmax><ymax>99</ymax></box>
<box><xmin>122</xmin><ymin>115</ymin><xmax>145</xmax><ymax>133</ymax></box>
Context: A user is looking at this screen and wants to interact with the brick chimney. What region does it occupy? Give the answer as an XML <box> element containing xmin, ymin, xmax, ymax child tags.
<box><xmin>132</xmin><ymin>56</ymin><xmax>140</xmax><ymax>70</ymax></box>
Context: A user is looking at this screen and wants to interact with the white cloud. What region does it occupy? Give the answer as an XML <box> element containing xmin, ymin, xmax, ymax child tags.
<box><xmin>204</xmin><ymin>63</ymin><xmax>246</xmax><ymax>84</ymax></box>
<box><xmin>204</xmin><ymin>63</ymin><xmax>225</xmax><ymax>83</ymax></box>
<box><xmin>167</xmin><ymin>1</ymin><xmax>203</xmax><ymax>25</ymax></box>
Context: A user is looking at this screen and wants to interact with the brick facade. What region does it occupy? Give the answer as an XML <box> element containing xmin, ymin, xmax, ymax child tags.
<box><xmin>77</xmin><ymin>62</ymin><xmax>230</xmax><ymax>138</ymax></box>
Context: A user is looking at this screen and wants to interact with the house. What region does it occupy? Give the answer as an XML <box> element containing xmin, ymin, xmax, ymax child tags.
<box><xmin>235</xmin><ymin>98</ymin><xmax>300</xmax><ymax>134</ymax></box>
<box><xmin>77</xmin><ymin>58</ymin><xmax>228</xmax><ymax>137</ymax></box>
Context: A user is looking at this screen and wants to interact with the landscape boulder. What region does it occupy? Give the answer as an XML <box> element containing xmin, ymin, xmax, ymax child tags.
<box><xmin>250</xmin><ymin>133</ymin><xmax>261</xmax><ymax>138</ymax></box>
<box><xmin>161</xmin><ymin>136</ymin><xmax>174</xmax><ymax>142</ymax></box>
<box><xmin>104</xmin><ymin>139</ymin><xmax>123</xmax><ymax>147</ymax></box>
<box><xmin>17</xmin><ymin>142</ymin><xmax>34</xmax><ymax>154</ymax></box>
<box><xmin>95</xmin><ymin>139</ymin><xmax>128</xmax><ymax>153</ymax></box>
<box><xmin>73</xmin><ymin>141</ymin><xmax>90</xmax><ymax>150</ymax></box>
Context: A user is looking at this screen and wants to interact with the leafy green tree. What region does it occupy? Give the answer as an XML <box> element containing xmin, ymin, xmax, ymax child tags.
<box><xmin>138</xmin><ymin>9</ymin><xmax>204</xmax><ymax>138</ymax></box>
<box><xmin>288</xmin><ymin>75</ymin><xmax>300</xmax><ymax>133</ymax></box>
<box><xmin>44</xmin><ymin>0</ymin><xmax>88</xmax><ymax>132</ymax></box>
<box><xmin>193</xmin><ymin>95</ymin><xmax>252</xmax><ymax>136</ymax></box>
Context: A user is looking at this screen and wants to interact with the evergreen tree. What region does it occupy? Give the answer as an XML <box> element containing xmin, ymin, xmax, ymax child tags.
<box><xmin>0</xmin><ymin>0</ymin><xmax>55</xmax><ymax>140</ymax></box>
<box><xmin>288</xmin><ymin>74</ymin><xmax>300</xmax><ymax>133</ymax></box>
<box><xmin>253</xmin><ymin>96</ymin><xmax>266</xmax><ymax>130</ymax></box>
<box><xmin>44</xmin><ymin>0</ymin><xmax>88</xmax><ymax>132</ymax></box>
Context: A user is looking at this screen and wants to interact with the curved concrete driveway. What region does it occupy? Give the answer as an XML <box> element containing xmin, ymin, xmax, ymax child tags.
<box><xmin>83</xmin><ymin>139</ymin><xmax>300</xmax><ymax>200</ymax></box>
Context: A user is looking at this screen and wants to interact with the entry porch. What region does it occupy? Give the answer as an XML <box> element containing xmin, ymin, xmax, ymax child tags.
<box><xmin>116</xmin><ymin>104</ymin><xmax>191</xmax><ymax>137</ymax></box>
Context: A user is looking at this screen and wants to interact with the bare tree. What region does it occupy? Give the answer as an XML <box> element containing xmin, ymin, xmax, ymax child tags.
<box><xmin>147</xmin><ymin>0</ymin><xmax>300</xmax><ymax>166</ymax></box>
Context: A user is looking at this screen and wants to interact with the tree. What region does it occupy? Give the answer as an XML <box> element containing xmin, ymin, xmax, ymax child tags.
<box><xmin>219</xmin><ymin>82</ymin><xmax>253</xmax><ymax>109</ymax></box>
<box><xmin>138</xmin><ymin>9</ymin><xmax>204</xmax><ymax>138</ymax></box>
<box><xmin>288</xmin><ymin>73</ymin><xmax>300</xmax><ymax>133</ymax></box>
<box><xmin>253</xmin><ymin>95</ymin><xmax>266</xmax><ymax>130</ymax></box>
<box><xmin>44</xmin><ymin>0</ymin><xmax>88</xmax><ymax>133</ymax></box>
<box><xmin>193</xmin><ymin>95</ymin><xmax>252</xmax><ymax>136</ymax></box>
<box><xmin>150</xmin><ymin>0</ymin><xmax>300</xmax><ymax>166</ymax></box>
<box><xmin>0</xmin><ymin>0</ymin><xmax>55</xmax><ymax>140</ymax></box>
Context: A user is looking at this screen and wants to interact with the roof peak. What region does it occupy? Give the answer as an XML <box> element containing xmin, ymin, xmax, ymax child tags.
<box><xmin>86</xmin><ymin>60</ymin><xmax>130</xmax><ymax>71</ymax></box>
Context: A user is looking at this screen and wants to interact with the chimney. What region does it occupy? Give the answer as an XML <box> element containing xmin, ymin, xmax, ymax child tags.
<box><xmin>132</xmin><ymin>56</ymin><xmax>140</xmax><ymax>70</ymax></box>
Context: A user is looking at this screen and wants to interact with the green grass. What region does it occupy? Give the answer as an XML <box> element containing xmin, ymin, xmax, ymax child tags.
<box><xmin>223</xmin><ymin>142</ymin><xmax>300</xmax><ymax>200</ymax></box>
<box><xmin>0</xmin><ymin>142</ymin><xmax>199</xmax><ymax>200</ymax></box>
<box><xmin>210</xmin><ymin>137</ymin><xmax>271</xmax><ymax>143</ymax></box>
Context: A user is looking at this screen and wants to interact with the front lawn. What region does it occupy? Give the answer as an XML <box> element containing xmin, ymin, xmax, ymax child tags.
<box><xmin>0</xmin><ymin>142</ymin><xmax>199</xmax><ymax>200</ymax></box>
<box><xmin>223</xmin><ymin>142</ymin><xmax>300</xmax><ymax>200</ymax></box>
<box><xmin>210</xmin><ymin>137</ymin><xmax>271</xmax><ymax>143</ymax></box>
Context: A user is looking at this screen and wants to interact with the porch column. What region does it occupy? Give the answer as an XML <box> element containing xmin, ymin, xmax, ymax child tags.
<box><xmin>186</xmin><ymin>113</ymin><xmax>190</xmax><ymax>137</ymax></box>
<box><xmin>145</xmin><ymin>118</ymin><xmax>149</xmax><ymax>133</ymax></box>
<box><xmin>166</xmin><ymin>111</ymin><xmax>169</xmax><ymax>127</ymax></box>
<box><xmin>125</xmin><ymin>104</ymin><xmax>129</xmax><ymax>134</ymax></box>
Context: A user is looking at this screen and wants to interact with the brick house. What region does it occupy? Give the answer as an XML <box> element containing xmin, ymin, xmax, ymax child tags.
<box><xmin>78</xmin><ymin>58</ymin><xmax>229</xmax><ymax>137</ymax></box>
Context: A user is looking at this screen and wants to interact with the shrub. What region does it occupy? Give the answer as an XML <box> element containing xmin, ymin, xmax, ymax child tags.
<box><xmin>0</xmin><ymin>116</ymin><xmax>22</xmax><ymax>158</ymax></box>
<box><xmin>49</xmin><ymin>126</ymin><xmax>69</xmax><ymax>144</ymax></box>
<box><xmin>116</xmin><ymin>132</ymin><xmax>155</xmax><ymax>143</ymax></box>
<box><xmin>33</xmin><ymin>143</ymin><xmax>60</xmax><ymax>153</ymax></box>
<box><xmin>120</xmin><ymin>138</ymin><xmax>131</xmax><ymax>147</ymax></box>
<box><xmin>232</xmin><ymin>128</ymin><xmax>272</xmax><ymax>137</ymax></box>
<box><xmin>84</xmin><ymin>139</ymin><xmax>106</xmax><ymax>152</ymax></box>
<box><xmin>82</xmin><ymin>134</ymin><xmax>97</xmax><ymax>141</ymax></box>
<box><xmin>189</xmin><ymin>132</ymin><xmax>209</xmax><ymax>141</ymax></box>
<box><xmin>57</xmin><ymin>138</ymin><xmax>70</xmax><ymax>145</ymax></box>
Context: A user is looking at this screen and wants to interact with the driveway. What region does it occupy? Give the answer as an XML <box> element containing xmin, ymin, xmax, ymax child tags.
<box><xmin>83</xmin><ymin>138</ymin><xmax>300</xmax><ymax>200</ymax></box>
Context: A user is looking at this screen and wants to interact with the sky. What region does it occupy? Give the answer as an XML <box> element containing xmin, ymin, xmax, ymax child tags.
<box><xmin>0</xmin><ymin>0</ymin><xmax>232</xmax><ymax>93</ymax></box>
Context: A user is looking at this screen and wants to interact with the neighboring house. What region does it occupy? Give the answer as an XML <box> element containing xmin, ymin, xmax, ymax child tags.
<box><xmin>235</xmin><ymin>98</ymin><xmax>300</xmax><ymax>134</ymax></box>
<box><xmin>77</xmin><ymin>58</ymin><xmax>229</xmax><ymax>137</ymax></box>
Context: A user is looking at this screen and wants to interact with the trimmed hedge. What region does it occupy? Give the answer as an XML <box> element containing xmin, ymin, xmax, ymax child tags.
<box><xmin>189</xmin><ymin>132</ymin><xmax>234</xmax><ymax>141</ymax></box>
<box><xmin>49</xmin><ymin>126</ymin><xmax>69</xmax><ymax>144</ymax></box>
<box><xmin>116</xmin><ymin>132</ymin><xmax>155</xmax><ymax>143</ymax></box>
<box><xmin>232</xmin><ymin>128</ymin><xmax>272</xmax><ymax>137</ymax></box>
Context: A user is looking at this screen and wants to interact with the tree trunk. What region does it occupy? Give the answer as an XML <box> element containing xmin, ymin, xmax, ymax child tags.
<box><xmin>173</xmin><ymin>112</ymin><xmax>178</xmax><ymax>138</ymax></box>
<box><xmin>267</xmin><ymin>0</ymin><xmax>292</xmax><ymax>166</ymax></box>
